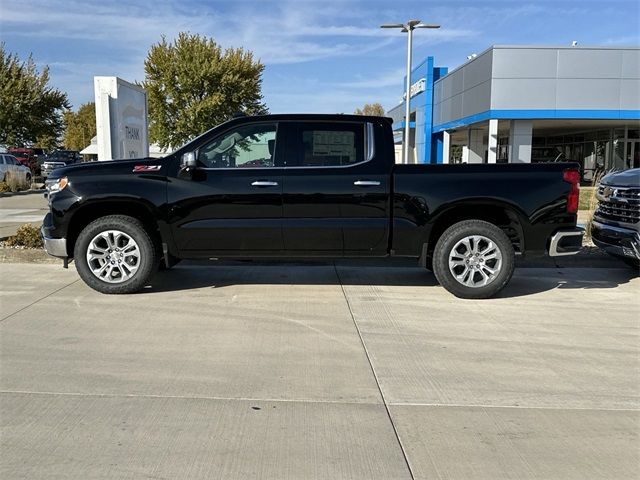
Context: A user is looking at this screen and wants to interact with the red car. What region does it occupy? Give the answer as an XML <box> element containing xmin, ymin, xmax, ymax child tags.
<box><xmin>8</xmin><ymin>148</ymin><xmax>42</xmax><ymax>175</ymax></box>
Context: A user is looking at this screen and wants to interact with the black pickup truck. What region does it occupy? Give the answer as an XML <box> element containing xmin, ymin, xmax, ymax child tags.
<box><xmin>42</xmin><ymin>114</ymin><xmax>583</xmax><ymax>298</ymax></box>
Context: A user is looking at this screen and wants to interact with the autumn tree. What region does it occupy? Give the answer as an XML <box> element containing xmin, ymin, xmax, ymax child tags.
<box><xmin>143</xmin><ymin>33</ymin><xmax>267</xmax><ymax>149</ymax></box>
<box><xmin>0</xmin><ymin>44</ymin><xmax>69</xmax><ymax>147</ymax></box>
<box><xmin>354</xmin><ymin>103</ymin><xmax>385</xmax><ymax>116</ymax></box>
<box><xmin>63</xmin><ymin>102</ymin><xmax>96</xmax><ymax>151</ymax></box>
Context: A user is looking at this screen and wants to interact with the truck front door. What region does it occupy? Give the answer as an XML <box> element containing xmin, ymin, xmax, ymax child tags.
<box><xmin>168</xmin><ymin>122</ymin><xmax>285</xmax><ymax>254</ymax></box>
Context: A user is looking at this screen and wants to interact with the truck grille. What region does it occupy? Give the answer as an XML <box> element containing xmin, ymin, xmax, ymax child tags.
<box><xmin>596</xmin><ymin>186</ymin><xmax>640</xmax><ymax>224</ymax></box>
<box><xmin>44</xmin><ymin>162</ymin><xmax>66</xmax><ymax>169</ymax></box>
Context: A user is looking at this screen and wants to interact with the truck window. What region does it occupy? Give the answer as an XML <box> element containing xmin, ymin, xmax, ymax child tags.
<box><xmin>197</xmin><ymin>123</ymin><xmax>277</xmax><ymax>169</ymax></box>
<box><xmin>298</xmin><ymin>123</ymin><xmax>364</xmax><ymax>167</ymax></box>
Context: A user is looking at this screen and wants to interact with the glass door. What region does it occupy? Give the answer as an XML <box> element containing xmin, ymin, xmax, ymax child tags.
<box><xmin>626</xmin><ymin>141</ymin><xmax>639</xmax><ymax>170</ymax></box>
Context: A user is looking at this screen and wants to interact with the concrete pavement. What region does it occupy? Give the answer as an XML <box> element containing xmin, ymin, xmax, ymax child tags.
<box><xmin>1</xmin><ymin>262</ymin><xmax>638</xmax><ymax>479</ymax></box>
<box><xmin>0</xmin><ymin>192</ymin><xmax>48</xmax><ymax>238</ymax></box>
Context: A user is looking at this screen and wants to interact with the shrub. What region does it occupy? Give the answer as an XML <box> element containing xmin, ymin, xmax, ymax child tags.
<box><xmin>0</xmin><ymin>181</ymin><xmax>9</xmax><ymax>193</ymax></box>
<box><xmin>5</xmin><ymin>174</ymin><xmax>29</xmax><ymax>193</ymax></box>
<box><xmin>584</xmin><ymin>171</ymin><xmax>606</xmax><ymax>239</ymax></box>
<box><xmin>6</xmin><ymin>223</ymin><xmax>44</xmax><ymax>249</ymax></box>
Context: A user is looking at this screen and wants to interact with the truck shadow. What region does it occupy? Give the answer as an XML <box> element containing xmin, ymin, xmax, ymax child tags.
<box><xmin>144</xmin><ymin>259</ymin><xmax>638</xmax><ymax>299</ymax></box>
<box><xmin>496</xmin><ymin>267</ymin><xmax>638</xmax><ymax>298</ymax></box>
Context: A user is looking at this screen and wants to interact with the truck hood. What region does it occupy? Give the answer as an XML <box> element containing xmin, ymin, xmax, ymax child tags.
<box><xmin>48</xmin><ymin>157</ymin><xmax>170</xmax><ymax>180</ymax></box>
<box><xmin>601</xmin><ymin>168</ymin><xmax>640</xmax><ymax>187</ymax></box>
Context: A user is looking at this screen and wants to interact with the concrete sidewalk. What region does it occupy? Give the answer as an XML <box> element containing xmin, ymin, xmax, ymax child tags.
<box><xmin>1</xmin><ymin>263</ymin><xmax>638</xmax><ymax>479</ymax></box>
<box><xmin>0</xmin><ymin>191</ymin><xmax>48</xmax><ymax>238</ymax></box>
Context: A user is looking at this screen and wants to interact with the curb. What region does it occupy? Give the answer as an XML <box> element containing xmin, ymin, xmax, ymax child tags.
<box><xmin>0</xmin><ymin>247</ymin><xmax>60</xmax><ymax>264</ymax></box>
<box><xmin>0</xmin><ymin>189</ymin><xmax>46</xmax><ymax>198</ymax></box>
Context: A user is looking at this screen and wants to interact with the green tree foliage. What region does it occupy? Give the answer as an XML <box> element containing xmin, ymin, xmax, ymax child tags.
<box><xmin>63</xmin><ymin>102</ymin><xmax>96</xmax><ymax>151</ymax></box>
<box><xmin>143</xmin><ymin>33</ymin><xmax>268</xmax><ymax>149</ymax></box>
<box><xmin>0</xmin><ymin>44</ymin><xmax>69</xmax><ymax>147</ymax></box>
<box><xmin>34</xmin><ymin>133</ymin><xmax>60</xmax><ymax>151</ymax></box>
<box><xmin>354</xmin><ymin>103</ymin><xmax>385</xmax><ymax>116</ymax></box>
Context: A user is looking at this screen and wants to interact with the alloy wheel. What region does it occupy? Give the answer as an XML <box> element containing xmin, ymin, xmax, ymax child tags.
<box><xmin>448</xmin><ymin>235</ymin><xmax>503</xmax><ymax>288</ymax></box>
<box><xmin>86</xmin><ymin>230</ymin><xmax>141</xmax><ymax>283</ymax></box>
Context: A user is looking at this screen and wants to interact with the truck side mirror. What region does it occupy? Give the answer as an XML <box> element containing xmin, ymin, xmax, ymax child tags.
<box><xmin>181</xmin><ymin>151</ymin><xmax>197</xmax><ymax>169</ymax></box>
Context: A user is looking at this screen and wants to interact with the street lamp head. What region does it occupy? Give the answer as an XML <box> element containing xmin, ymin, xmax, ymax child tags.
<box><xmin>379</xmin><ymin>19</ymin><xmax>442</xmax><ymax>164</ymax></box>
<box><xmin>381</xmin><ymin>21</ymin><xmax>440</xmax><ymax>31</ymax></box>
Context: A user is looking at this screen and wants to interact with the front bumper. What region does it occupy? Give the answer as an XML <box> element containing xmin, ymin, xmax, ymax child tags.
<box><xmin>591</xmin><ymin>220</ymin><xmax>640</xmax><ymax>260</ymax></box>
<box><xmin>548</xmin><ymin>228</ymin><xmax>584</xmax><ymax>256</ymax></box>
<box><xmin>41</xmin><ymin>225</ymin><xmax>67</xmax><ymax>258</ymax></box>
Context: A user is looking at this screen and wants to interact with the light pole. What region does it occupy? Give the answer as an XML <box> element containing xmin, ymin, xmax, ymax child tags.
<box><xmin>381</xmin><ymin>20</ymin><xmax>440</xmax><ymax>164</ymax></box>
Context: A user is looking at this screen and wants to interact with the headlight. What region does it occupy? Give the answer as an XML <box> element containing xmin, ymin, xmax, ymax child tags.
<box><xmin>46</xmin><ymin>176</ymin><xmax>69</xmax><ymax>194</ymax></box>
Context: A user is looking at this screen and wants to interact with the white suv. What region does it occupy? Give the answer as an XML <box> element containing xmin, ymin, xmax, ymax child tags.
<box><xmin>0</xmin><ymin>154</ymin><xmax>32</xmax><ymax>183</ymax></box>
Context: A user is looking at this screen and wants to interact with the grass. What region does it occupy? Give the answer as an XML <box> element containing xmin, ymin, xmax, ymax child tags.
<box><xmin>579</xmin><ymin>186</ymin><xmax>596</xmax><ymax>210</ymax></box>
<box><xmin>580</xmin><ymin>174</ymin><xmax>605</xmax><ymax>240</ymax></box>
<box><xmin>1</xmin><ymin>175</ymin><xmax>31</xmax><ymax>193</ymax></box>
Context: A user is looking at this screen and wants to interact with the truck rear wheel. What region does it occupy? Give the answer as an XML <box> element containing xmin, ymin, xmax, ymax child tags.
<box><xmin>74</xmin><ymin>215</ymin><xmax>158</xmax><ymax>294</ymax></box>
<box><xmin>432</xmin><ymin>219</ymin><xmax>515</xmax><ymax>299</ymax></box>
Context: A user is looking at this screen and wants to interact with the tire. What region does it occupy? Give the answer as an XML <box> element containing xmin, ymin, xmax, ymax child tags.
<box><xmin>74</xmin><ymin>215</ymin><xmax>158</xmax><ymax>294</ymax></box>
<box><xmin>432</xmin><ymin>219</ymin><xmax>515</xmax><ymax>299</ymax></box>
<box><xmin>25</xmin><ymin>173</ymin><xmax>31</xmax><ymax>184</ymax></box>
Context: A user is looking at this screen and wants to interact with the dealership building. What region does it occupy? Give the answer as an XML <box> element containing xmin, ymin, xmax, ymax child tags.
<box><xmin>387</xmin><ymin>45</ymin><xmax>640</xmax><ymax>180</ymax></box>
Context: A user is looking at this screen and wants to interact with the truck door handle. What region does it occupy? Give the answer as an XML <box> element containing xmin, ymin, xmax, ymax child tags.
<box><xmin>251</xmin><ymin>180</ymin><xmax>279</xmax><ymax>187</ymax></box>
<box><xmin>353</xmin><ymin>180</ymin><xmax>381</xmax><ymax>186</ymax></box>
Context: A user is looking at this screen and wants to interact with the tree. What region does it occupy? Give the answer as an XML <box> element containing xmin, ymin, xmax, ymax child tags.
<box><xmin>143</xmin><ymin>33</ymin><xmax>268</xmax><ymax>149</ymax></box>
<box><xmin>0</xmin><ymin>44</ymin><xmax>69</xmax><ymax>147</ymax></box>
<box><xmin>354</xmin><ymin>103</ymin><xmax>385</xmax><ymax>116</ymax></box>
<box><xmin>63</xmin><ymin>102</ymin><xmax>96</xmax><ymax>151</ymax></box>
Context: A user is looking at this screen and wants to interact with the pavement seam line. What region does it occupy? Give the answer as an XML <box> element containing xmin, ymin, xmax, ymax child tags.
<box><xmin>333</xmin><ymin>262</ymin><xmax>416</xmax><ymax>480</ymax></box>
<box><xmin>0</xmin><ymin>279</ymin><xmax>80</xmax><ymax>323</ymax></box>
<box><xmin>0</xmin><ymin>390</ymin><xmax>381</xmax><ymax>406</ymax></box>
<box><xmin>388</xmin><ymin>402</ymin><xmax>640</xmax><ymax>412</ymax></box>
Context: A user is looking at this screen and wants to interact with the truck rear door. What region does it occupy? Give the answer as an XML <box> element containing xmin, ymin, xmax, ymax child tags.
<box><xmin>281</xmin><ymin>120</ymin><xmax>390</xmax><ymax>255</ymax></box>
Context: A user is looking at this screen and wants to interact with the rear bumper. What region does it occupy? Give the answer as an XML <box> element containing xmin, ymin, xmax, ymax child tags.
<box><xmin>548</xmin><ymin>228</ymin><xmax>584</xmax><ymax>256</ymax></box>
<box><xmin>591</xmin><ymin>220</ymin><xmax>640</xmax><ymax>260</ymax></box>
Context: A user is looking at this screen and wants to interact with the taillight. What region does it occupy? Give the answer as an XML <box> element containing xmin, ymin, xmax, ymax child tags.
<box><xmin>563</xmin><ymin>169</ymin><xmax>580</xmax><ymax>214</ymax></box>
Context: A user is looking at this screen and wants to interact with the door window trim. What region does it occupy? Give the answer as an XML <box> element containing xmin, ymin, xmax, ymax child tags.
<box><xmin>284</xmin><ymin>121</ymin><xmax>376</xmax><ymax>170</ymax></box>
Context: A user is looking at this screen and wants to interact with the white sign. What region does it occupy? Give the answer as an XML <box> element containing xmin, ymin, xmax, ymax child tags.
<box><xmin>402</xmin><ymin>78</ymin><xmax>426</xmax><ymax>100</ymax></box>
<box><xmin>94</xmin><ymin>77</ymin><xmax>149</xmax><ymax>161</ymax></box>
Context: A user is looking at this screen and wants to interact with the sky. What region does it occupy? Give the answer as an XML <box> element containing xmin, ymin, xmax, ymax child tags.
<box><xmin>1</xmin><ymin>0</ymin><xmax>639</xmax><ymax>114</ymax></box>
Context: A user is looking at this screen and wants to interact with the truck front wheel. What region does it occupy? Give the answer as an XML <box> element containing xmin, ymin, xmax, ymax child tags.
<box><xmin>74</xmin><ymin>215</ymin><xmax>158</xmax><ymax>294</ymax></box>
<box><xmin>432</xmin><ymin>220</ymin><xmax>515</xmax><ymax>299</ymax></box>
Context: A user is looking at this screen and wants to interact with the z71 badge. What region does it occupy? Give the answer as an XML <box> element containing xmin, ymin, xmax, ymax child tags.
<box><xmin>133</xmin><ymin>165</ymin><xmax>162</xmax><ymax>172</ymax></box>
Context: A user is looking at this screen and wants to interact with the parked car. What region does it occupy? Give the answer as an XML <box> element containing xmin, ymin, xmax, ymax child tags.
<box><xmin>0</xmin><ymin>154</ymin><xmax>32</xmax><ymax>183</ymax></box>
<box><xmin>42</xmin><ymin>150</ymin><xmax>82</xmax><ymax>179</ymax></box>
<box><xmin>591</xmin><ymin>168</ymin><xmax>640</xmax><ymax>268</ymax></box>
<box><xmin>42</xmin><ymin>114</ymin><xmax>584</xmax><ymax>298</ymax></box>
<box><xmin>8</xmin><ymin>148</ymin><xmax>41</xmax><ymax>175</ymax></box>
<box><xmin>31</xmin><ymin>147</ymin><xmax>47</xmax><ymax>171</ymax></box>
